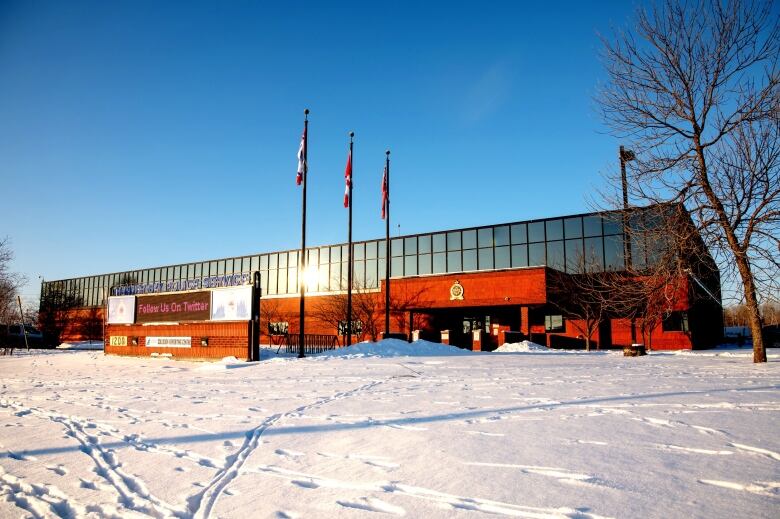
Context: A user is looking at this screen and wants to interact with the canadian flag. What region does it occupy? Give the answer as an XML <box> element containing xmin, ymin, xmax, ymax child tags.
<box><xmin>381</xmin><ymin>165</ymin><xmax>388</xmax><ymax>219</ymax></box>
<box><xmin>296</xmin><ymin>126</ymin><xmax>306</xmax><ymax>185</ymax></box>
<box><xmin>344</xmin><ymin>149</ymin><xmax>352</xmax><ymax>208</ymax></box>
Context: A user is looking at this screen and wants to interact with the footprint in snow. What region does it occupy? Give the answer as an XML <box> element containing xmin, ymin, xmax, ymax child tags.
<box><xmin>46</xmin><ymin>464</ymin><xmax>69</xmax><ymax>476</ymax></box>
<box><xmin>7</xmin><ymin>450</ymin><xmax>37</xmax><ymax>461</ymax></box>
<box><xmin>275</xmin><ymin>448</ymin><xmax>304</xmax><ymax>459</ymax></box>
<box><xmin>79</xmin><ymin>478</ymin><xmax>99</xmax><ymax>490</ymax></box>
<box><xmin>337</xmin><ymin>497</ymin><xmax>405</xmax><ymax>516</ymax></box>
<box><xmin>364</xmin><ymin>459</ymin><xmax>400</xmax><ymax>469</ymax></box>
<box><xmin>291</xmin><ymin>479</ymin><xmax>319</xmax><ymax>489</ymax></box>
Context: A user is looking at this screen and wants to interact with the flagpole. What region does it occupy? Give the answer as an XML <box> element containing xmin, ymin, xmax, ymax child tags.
<box><xmin>298</xmin><ymin>109</ymin><xmax>309</xmax><ymax>358</ymax></box>
<box><xmin>384</xmin><ymin>149</ymin><xmax>391</xmax><ymax>337</ymax></box>
<box><xmin>347</xmin><ymin>132</ymin><xmax>354</xmax><ymax>347</ymax></box>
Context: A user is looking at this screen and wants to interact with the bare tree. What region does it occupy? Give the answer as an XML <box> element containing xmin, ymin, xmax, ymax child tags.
<box><xmin>39</xmin><ymin>284</ymin><xmax>82</xmax><ymax>346</ymax></box>
<box><xmin>389</xmin><ymin>283</ymin><xmax>431</xmax><ymax>336</ymax></box>
<box><xmin>78</xmin><ymin>307</ymin><xmax>103</xmax><ymax>344</ymax></box>
<box><xmin>309</xmin><ymin>281</ymin><xmax>378</xmax><ymax>343</ymax></box>
<box><xmin>548</xmin><ymin>256</ymin><xmax>610</xmax><ymax>351</ymax></box>
<box><xmin>309</xmin><ymin>280</ymin><xmax>431</xmax><ymax>343</ymax></box>
<box><xmin>599</xmin><ymin>0</ymin><xmax>779</xmax><ymax>362</ymax></box>
<box><xmin>0</xmin><ymin>238</ymin><xmax>26</xmax><ymax>325</ymax></box>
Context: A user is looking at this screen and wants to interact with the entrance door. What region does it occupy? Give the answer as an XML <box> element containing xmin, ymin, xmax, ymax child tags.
<box><xmin>598</xmin><ymin>319</ymin><xmax>613</xmax><ymax>350</ymax></box>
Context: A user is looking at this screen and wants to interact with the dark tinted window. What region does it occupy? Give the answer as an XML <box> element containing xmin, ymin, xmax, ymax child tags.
<box><xmin>433</xmin><ymin>252</ymin><xmax>446</xmax><ymax>273</ymax></box>
<box><xmin>528</xmin><ymin>222</ymin><xmax>545</xmax><ymax>242</ymax></box>
<box><xmin>546</xmin><ymin>219</ymin><xmax>563</xmax><ymax>241</ymax></box>
<box><xmin>547</xmin><ymin>241</ymin><xmax>565</xmax><ymax>270</ymax></box>
<box><xmin>366</xmin><ymin>241</ymin><xmax>377</xmax><ymax>259</ymax></box>
<box><xmin>447</xmin><ymin>251</ymin><xmax>462</xmax><ymax>272</ymax></box>
<box><xmin>419</xmin><ymin>254</ymin><xmax>432</xmax><ymax>275</ymax></box>
<box><xmin>583</xmin><ymin>216</ymin><xmax>603</xmax><ymax>237</ymax></box>
<box><xmin>447</xmin><ymin>232</ymin><xmax>461</xmax><ymax>251</ymax></box>
<box><xmin>494</xmin><ymin>226</ymin><xmax>510</xmax><ymax>246</ymax></box>
<box><xmin>462</xmin><ymin>230</ymin><xmax>477</xmax><ymax>249</ymax></box>
<box><xmin>584</xmin><ymin>237</ymin><xmax>604</xmax><ymax>272</ymax></box>
<box><xmin>404</xmin><ymin>236</ymin><xmax>416</xmax><ymax>255</ymax></box>
<box><xmin>495</xmin><ymin>246</ymin><xmax>510</xmax><ymax>268</ymax></box>
<box><xmin>603</xmin><ymin>216</ymin><xmax>623</xmax><ymax>235</ymax></box>
<box><xmin>478</xmin><ymin>248</ymin><xmax>493</xmax><ymax>270</ymax></box>
<box><xmin>478</xmin><ymin>228</ymin><xmax>493</xmax><ymax>248</ymax></box>
<box><xmin>564</xmin><ymin>217</ymin><xmax>582</xmax><ymax>239</ymax></box>
<box><xmin>404</xmin><ymin>255</ymin><xmax>417</xmax><ymax>276</ymax></box>
<box><xmin>604</xmin><ymin>235</ymin><xmax>624</xmax><ymax>270</ymax></box>
<box><xmin>529</xmin><ymin>243</ymin><xmax>545</xmax><ymax>266</ymax></box>
<box><xmin>433</xmin><ymin>233</ymin><xmax>446</xmax><ymax>252</ymax></box>
<box><xmin>565</xmin><ymin>239</ymin><xmax>584</xmax><ymax>273</ymax></box>
<box><xmin>463</xmin><ymin>249</ymin><xmax>477</xmax><ymax>271</ymax></box>
<box><xmin>392</xmin><ymin>238</ymin><xmax>403</xmax><ymax>256</ymax></box>
<box><xmin>511</xmin><ymin>223</ymin><xmax>527</xmax><ymax>244</ymax></box>
<box><xmin>418</xmin><ymin>235</ymin><xmax>432</xmax><ymax>254</ymax></box>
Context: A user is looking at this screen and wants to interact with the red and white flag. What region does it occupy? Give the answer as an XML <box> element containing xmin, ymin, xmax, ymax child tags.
<box><xmin>343</xmin><ymin>149</ymin><xmax>352</xmax><ymax>208</ymax></box>
<box><xmin>381</xmin><ymin>165</ymin><xmax>388</xmax><ymax>219</ymax></box>
<box><xmin>296</xmin><ymin>126</ymin><xmax>307</xmax><ymax>186</ymax></box>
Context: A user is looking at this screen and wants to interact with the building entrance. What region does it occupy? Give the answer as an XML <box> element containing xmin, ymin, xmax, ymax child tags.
<box><xmin>415</xmin><ymin>305</ymin><xmax>521</xmax><ymax>350</ymax></box>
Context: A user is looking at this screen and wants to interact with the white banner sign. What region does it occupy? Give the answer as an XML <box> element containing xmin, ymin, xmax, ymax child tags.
<box><xmin>145</xmin><ymin>336</ymin><xmax>192</xmax><ymax>348</ymax></box>
<box><xmin>107</xmin><ymin>296</ymin><xmax>136</xmax><ymax>324</ymax></box>
<box><xmin>210</xmin><ymin>287</ymin><xmax>252</xmax><ymax>321</ymax></box>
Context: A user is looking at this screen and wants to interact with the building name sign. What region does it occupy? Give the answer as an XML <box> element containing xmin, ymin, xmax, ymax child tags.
<box><xmin>145</xmin><ymin>337</ymin><xmax>192</xmax><ymax>348</ymax></box>
<box><xmin>111</xmin><ymin>272</ymin><xmax>253</xmax><ymax>296</ymax></box>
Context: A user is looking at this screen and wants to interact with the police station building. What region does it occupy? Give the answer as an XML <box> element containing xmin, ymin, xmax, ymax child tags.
<box><xmin>41</xmin><ymin>206</ymin><xmax>723</xmax><ymax>360</ymax></box>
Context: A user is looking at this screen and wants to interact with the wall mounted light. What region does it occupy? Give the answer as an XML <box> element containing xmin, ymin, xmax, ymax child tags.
<box><xmin>200</xmin><ymin>337</ymin><xmax>209</xmax><ymax>347</ymax></box>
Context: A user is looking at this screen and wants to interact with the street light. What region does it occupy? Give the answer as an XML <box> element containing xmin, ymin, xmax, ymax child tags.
<box><xmin>620</xmin><ymin>145</ymin><xmax>636</xmax><ymax>344</ymax></box>
<box><xmin>619</xmin><ymin>146</ymin><xmax>635</xmax><ymax>210</ymax></box>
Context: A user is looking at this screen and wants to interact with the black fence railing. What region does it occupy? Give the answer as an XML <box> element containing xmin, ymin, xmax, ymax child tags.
<box><xmin>280</xmin><ymin>334</ymin><xmax>340</xmax><ymax>355</ymax></box>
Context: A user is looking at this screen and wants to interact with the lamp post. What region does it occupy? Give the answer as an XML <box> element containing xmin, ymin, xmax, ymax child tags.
<box><xmin>620</xmin><ymin>145</ymin><xmax>636</xmax><ymax>343</ymax></box>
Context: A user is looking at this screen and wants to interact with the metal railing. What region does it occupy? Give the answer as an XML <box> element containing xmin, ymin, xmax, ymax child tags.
<box><xmin>280</xmin><ymin>334</ymin><xmax>340</xmax><ymax>355</ymax></box>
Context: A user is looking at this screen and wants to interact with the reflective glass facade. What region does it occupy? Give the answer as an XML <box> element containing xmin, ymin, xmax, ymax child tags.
<box><xmin>42</xmin><ymin>210</ymin><xmax>633</xmax><ymax>307</ymax></box>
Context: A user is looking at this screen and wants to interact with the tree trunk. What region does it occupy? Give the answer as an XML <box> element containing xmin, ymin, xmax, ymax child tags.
<box><xmin>734</xmin><ymin>255</ymin><xmax>767</xmax><ymax>363</ymax></box>
<box><xmin>693</xmin><ymin>136</ymin><xmax>766</xmax><ymax>363</ymax></box>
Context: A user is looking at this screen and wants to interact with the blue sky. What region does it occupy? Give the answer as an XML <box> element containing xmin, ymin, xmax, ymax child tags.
<box><xmin>0</xmin><ymin>1</ymin><xmax>641</xmax><ymax>301</ymax></box>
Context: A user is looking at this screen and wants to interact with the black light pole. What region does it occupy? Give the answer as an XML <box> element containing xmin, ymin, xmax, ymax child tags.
<box><xmin>384</xmin><ymin>150</ymin><xmax>391</xmax><ymax>337</ymax></box>
<box><xmin>620</xmin><ymin>145</ymin><xmax>636</xmax><ymax>343</ymax></box>
<box><xmin>346</xmin><ymin>132</ymin><xmax>354</xmax><ymax>347</ymax></box>
<box><xmin>298</xmin><ymin>109</ymin><xmax>309</xmax><ymax>358</ymax></box>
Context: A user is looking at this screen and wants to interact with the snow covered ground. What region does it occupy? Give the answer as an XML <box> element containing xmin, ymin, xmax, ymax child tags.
<box><xmin>0</xmin><ymin>341</ymin><xmax>778</xmax><ymax>518</ymax></box>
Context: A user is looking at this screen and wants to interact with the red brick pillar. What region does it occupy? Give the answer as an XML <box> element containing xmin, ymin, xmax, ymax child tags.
<box><xmin>472</xmin><ymin>330</ymin><xmax>482</xmax><ymax>351</ymax></box>
<box><xmin>520</xmin><ymin>307</ymin><xmax>530</xmax><ymax>338</ymax></box>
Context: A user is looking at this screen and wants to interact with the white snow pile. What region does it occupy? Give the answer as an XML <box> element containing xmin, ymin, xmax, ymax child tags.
<box><xmin>494</xmin><ymin>340</ymin><xmax>550</xmax><ymax>353</ymax></box>
<box><xmin>56</xmin><ymin>341</ymin><xmax>104</xmax><ymax>351</ymax></box>
<box><xmin>197</xmin><ymin>356</ymin><xmax>246</xmax><ymax>370</ymax></box>
<box><xmin>316</xmin><ymin>338</ymin><xmax>474</xmax><ymax>358</ymax></box>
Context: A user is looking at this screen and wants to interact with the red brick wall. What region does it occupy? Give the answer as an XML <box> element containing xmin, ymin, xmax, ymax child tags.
<box><xmin>60</xmin><ymin>266</ymin><xmax>700</xmax><ymax>353</ymax></box>
<box><xmin>550</xmin><ymin>317</ymin><xmax>693</xmax><ymax>350</ymax></box>
<box><xmin>259</xmin><ymin>268</ymin><xmax>548</xmax><ymax>340</ymax></box>
<box><xmin>105</xmin><ymin>321</ymin><xmax>250</xmax><ymax>360</ymax></box>
<box><xmin>61</xmin><ymin>307</ymin><xmax>105</xmax><ymax>341</ymax></box>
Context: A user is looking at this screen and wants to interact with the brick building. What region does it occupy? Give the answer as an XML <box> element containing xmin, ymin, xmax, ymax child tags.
<box><xmin>40</xmin><ymin>205</ymin><xmax>723</xmax><ymax>360</ymax></box>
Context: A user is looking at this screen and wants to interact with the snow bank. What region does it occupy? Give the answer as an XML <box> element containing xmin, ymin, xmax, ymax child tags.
<box><xmin>56</xmin><ymin>341</ymin><xmax>104</xmax><ymax>350</ymax></box>
<box><xmin>315</xmin><ymin>338</ymin><xmax>474</xmax><ymax>358</ymax></box>
<box><xmin>493</xmin><ymin>340</ymin><xmax>549</xmax><ymax>353</ymax></box>
<box><xmin>197</xmin><ymin>356</ymin><xmax>247</xmax><ymax>370</ymax></box>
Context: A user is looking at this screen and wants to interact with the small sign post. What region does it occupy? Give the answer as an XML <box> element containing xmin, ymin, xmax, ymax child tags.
<box><xmin>17</xmin><ymin>296</ymin><xmax>29</xmax><ymax>351</ymax></box>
